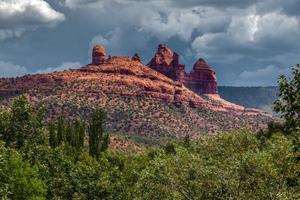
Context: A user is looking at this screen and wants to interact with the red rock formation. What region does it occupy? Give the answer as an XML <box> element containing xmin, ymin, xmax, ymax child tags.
<box><xmin>132</xmin><ymin>53</ymin><xmax>141</xmax><ymax>62</ymax></box>
<box><xmin>92</xmin><ymin>44</ymin><xmax>106</xmax><ymax>65</ymax></box>
<box><xmin>148</xmin><ymin>44</ymin><xmax>218</xmax><ymax>94</ymax></box>
<box><xmin>185</xmin><ymin>59</ymin><xmax>218</xmax><ymax>94</ymax></box>
<box><xmin>147</xmin><ymin>44</ymin><xmax>185</xmax><ymax>81</ymax></box>
<box><xmin>0</xmin><ymin>45</ymin><xmax>272</xmax><ymax>137</ymax></box>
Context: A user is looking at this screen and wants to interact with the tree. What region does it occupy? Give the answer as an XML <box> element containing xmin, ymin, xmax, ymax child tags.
<box><xmin>75</xmin><ymin>120</ymin><xmax>85</xmax><ymax>150</ymax></box>
<box><xmin>0</xmin><ymin>108</ymin><xmax>10</xmax><ymax>141</ymax></box>
<box><xmin>0</xmin><ymin>142</ymin><xmax>46</xmax><ymax>199</ymax></box>
<box><xmin>48</xmin><ymin>122</ymin><xmax>57</xmax><ymax>148</ymax></box>
<box><xmin>3</xmin><ymin>96</ymin><xmax>45</xmax><ymax>149</ymax></box>
<box><xmin>56</xmin><ymin>116</ymin><xmax>65</xmax><ymax>145</ymax></box>
<box><xmin>65</xmin><ymin>121</ymin><xmax>73</xmax><ymax>146</ymax></box>
<box><xmin>88</xmin><ymin>109</ymin><xmax>109</xmax><ymax>158</ymax></box>
<box><xmin>274</xmin><ymin>64</ymin><xmax>300</xmax><ymax>132</ymax></box>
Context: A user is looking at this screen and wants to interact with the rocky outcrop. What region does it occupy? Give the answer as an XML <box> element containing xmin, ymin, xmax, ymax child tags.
<box><xmin>185</xmin><ymin>58</ymin><xmax>218</xmax><ymax>94</ymax></box>
<box><xmin>132</xmin><ymin>53</ymin><xmax>141</xmax><ymax>62</ymax></box>
<box><xmin>148</xmin><ymin>44</ymin><xmax>218</xmax><ymax>94</ymax></box>
<box><xmin>147</xmin><ymin>44</ymin><xmax>185</xmax><ymax>81</ymax></box>
<box><xmin>92</xmin><ymin>44</ymin><xmax>106</xmax><ymax>65</ymax></box>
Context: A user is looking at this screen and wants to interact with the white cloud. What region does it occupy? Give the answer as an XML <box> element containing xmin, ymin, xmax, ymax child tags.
<box><xmin>191</xmin><ymin>11</ymin><xmax>300</xmax><ymax>62</ymax></box>
<box><xmin>191</xmin><ymin>12</ymin><xmax>260</xmax><ymax>52</ymax></box>
<box><xmin>91</xmin><ymin>27</ymin><xmax>121</xmax><ymax>46</ymax></box>
<box><xmin>0</xmin><ymin>61</ymin><xmax>81</xmax><ymax>77</ymax></box>
<box><xmin>89</xmin><ymin>27</ymin><xmax>122</xmax><ymax>55</ymax></box>
<box><xmin>59</xmin><ymin>0</ymin><xmax>103</xmax><ymax>9</ymax></box>
<box><xmin>139</xmin><ymin>7</ymin><xmax>230</xmax><ymax>41</ymax></box>
<box><xmin>0</xmin><ymin>61</ymin><xmax>29</xmax><ymax>77</ymax></box>
<box><xmin>254</xmin><ymin>12</ymin><xmax>300</xmax><ymax>45</ymax></box>
<box><xmin>35</xmin><ymin>62</ymin><xmax>82</xmax><ymax>74</ymax></box>
<box><xmin>235</xmin><ymin>65</ymin><xmax>290</xmax><ymax>86</ymax></box>
<box><xmin>0</xmin><ymin>0</ymin><xmax>65</xmax><ymax>40</ymax></box>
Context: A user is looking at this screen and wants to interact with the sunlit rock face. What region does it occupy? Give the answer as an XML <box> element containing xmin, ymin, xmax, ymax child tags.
<box><xmin>148</xmin><ymin>44</ymin><xmax>218</xmax><ymax>94</ymax></box>
<box><xmin>147</xmin><ymin>44</ymin><xmax>185</xmax><ymax>81</ymax></box>
<box><xmin>185</xmin><ymin>58</ymin><xmax>218</xmax><ymax>94</ymax></box>
<box><xmin>92</xmin><ymin>44</ymin><xmax>106</xmax><ymax>65</ymax></box>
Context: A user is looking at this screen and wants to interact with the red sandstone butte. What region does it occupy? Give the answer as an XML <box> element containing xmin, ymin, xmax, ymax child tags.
<box><xmin>92</xmin><ymin>44</ymin><xmax>106</xmax><ymax>65</ymax></box>
<box><xmin>148</xmin><ymin>44</ymin><xmax>218</xmax><ymax>94</ymax></box>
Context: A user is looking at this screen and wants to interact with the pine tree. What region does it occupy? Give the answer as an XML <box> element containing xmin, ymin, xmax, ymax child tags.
<box><xmin>57</xmin><ymin>117</ymin><xmax>65</xmax><ymax>145</ymax></box>
<box><xmin>72</xmin><ymin>120</ymin><xmax>82</xmax><ymax>150</ymax></box>
<box><xmin>48</xmin><ymin>122</ymin><xmax>57</xmax><ymax>148</ymax></box>
<box><xmin>88</xmin><ymin>109</ymin><xmax>108</xmax><ymax>158</ymax></box>
<box><xmin>100</xmin><ymin>133</ymin><xmax>109</xmax><ymax>152</ymax></box>
<box><xmin>78</xmin><ymin>121</ymin><xmax>85</xmax><ymax>149</ymax></box>
<box><xmin>65</xmin><ymin>121</ymin><xmax>73</xmax><ymax>146</ymax></box>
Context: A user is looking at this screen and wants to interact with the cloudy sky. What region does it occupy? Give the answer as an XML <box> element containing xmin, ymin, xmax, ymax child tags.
<box><xmin>0</xmin><ymin>0</ymin><xmax>299</xmax><ymax>86</ymax></box>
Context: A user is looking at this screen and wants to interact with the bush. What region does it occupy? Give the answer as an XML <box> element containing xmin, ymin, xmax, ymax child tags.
<box><xmin>0</xmin><ymin>142</ymin><xmax>46</xmax><ymax>200</ymax></box>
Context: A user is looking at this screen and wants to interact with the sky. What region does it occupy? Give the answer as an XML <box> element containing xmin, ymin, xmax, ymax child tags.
<box><xmin>0</xmin><ymin>0</ymin><xmax>299</xmax><ymax>86</ymax></box>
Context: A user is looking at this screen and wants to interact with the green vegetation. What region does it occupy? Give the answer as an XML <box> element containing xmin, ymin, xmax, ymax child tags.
<box><xmin>0</xmin><ymin>65</ymin><xmax>299</xmax><ymax>199</ymax></box>
<box><xmin>88</xmin><ymin>109</ymin><xmax>109</xmax><ymax>158</ymax></box>
<box><xmin>274</xmin><ymin>64</ymin><xmax>300</xmax><ymax>132</ymax></box>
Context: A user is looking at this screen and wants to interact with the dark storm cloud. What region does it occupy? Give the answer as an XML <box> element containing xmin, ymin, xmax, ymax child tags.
<box><xmin>0</xmin><ymin>0</ymin><xmax>299</xmax><ymax>86</ymax></box>
<box><xmin>169</xmin><ymin>0</ymin><xmax>260</xmax><ymax>8</ymax></box>
<box><xmin>108</xmin><ymin>0</ymin><xmax>259</xmax><ymax>9</ymax></box>
<box><xmin>255</xmin><ymin>0</ymin><xmax>300</xmax><ymax>16</ymax></box>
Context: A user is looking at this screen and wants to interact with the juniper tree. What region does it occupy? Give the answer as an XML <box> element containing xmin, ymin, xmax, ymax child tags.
<box><xmin>77</xmin><ymin>121</ymin><xmax>85</xmax><ymax>149</ymax></box>
<box><xmin>65</xmin><ymin>121</ymin><xmax>73</xmax><ymax>146</ymax></box>
<box><xmin>88</xmin><ymin>109</ymin><xmax>109</xmax><ymax>158</ymax></box>
<box><xmin>56</xmin><ymin>117</ymin><xmax>65</xmax><ymax>145</ymax></box>
<box><xmin>48</xmin><ymin>122</ymin><xmax>57</xmax><ymax>148</ymax></box>
<box><xmin>72</xmin><ymin>120</ymin><xmax>84</xmax><ymax>150</ymax></box>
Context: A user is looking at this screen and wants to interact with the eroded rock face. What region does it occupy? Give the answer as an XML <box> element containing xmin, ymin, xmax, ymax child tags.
<box><xmin>185</xmin><ymin>59</ymin><xmax>218</xmax><ymax>94</ymax></box>
<box><xmin>132</xmin><ymin>53</ymin><xmax>141</xmax><ymax>62</ymax></box>
<box><xmin>92</xmin><ymin>44</ymin><xmax>106</xmax><ymax>65</ymax></box>
<box><xmin>148</xmin><ymin>44</ymin><xmax>218</xmax><ymax>94</ymax></box>
<box><xmin>147</xmin><ymin>44</ymin><xmax>185</xmax><ymax>81</ymax></box>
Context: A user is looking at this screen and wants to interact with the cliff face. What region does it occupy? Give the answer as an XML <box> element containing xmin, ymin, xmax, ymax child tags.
<box><xmin>148</xmin><ymin>44</ymin><xmax>218</xmax><ymax>94</ymax></box>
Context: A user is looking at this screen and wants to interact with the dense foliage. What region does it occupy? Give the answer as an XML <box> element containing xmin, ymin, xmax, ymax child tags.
<box><xmin>0</xmin><ymin>65</ymin><xmax>299</xmax><ymax>199</ymax></box>
<box><xmin>0</xmin><ymin>97</ymin><xmax>298</xmax><ymax>199</ymax></box>
<box><xmin>274</xmin><ymin>64</ymin><xmax>300</xmax><ymax>132</ymax></box>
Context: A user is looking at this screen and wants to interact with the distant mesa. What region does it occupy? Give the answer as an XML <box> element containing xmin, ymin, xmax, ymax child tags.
<box><xmin>147</xmin><ymin>44</ymin><xmax>218</xmax><ymax>94</ymax></box>
<box><xmin>91</xmin><ymin>43</ymin><xmax>218</xmax><ymax>95</ymax></box>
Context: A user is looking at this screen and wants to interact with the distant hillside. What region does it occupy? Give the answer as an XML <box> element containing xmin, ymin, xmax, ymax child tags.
<box><xmin>0</xmin><ymin>44</ymin><xmax>272</xmax><ymax>138</ymax></box>
<box><xmin>219</xmin><ymin>86</ymin><xmax>278</xmax><ymax>112</ymax></box>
